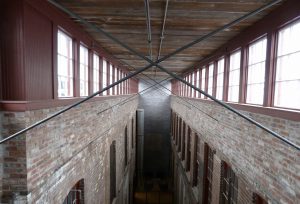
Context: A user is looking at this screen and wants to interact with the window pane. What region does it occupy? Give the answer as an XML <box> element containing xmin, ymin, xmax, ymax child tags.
<box><xmin>109</xmin><ymin>64</ymin><xmax>113</xmax><ymax>95</ymax></box>
<box><xmin>228</xmin><ymin>51</ymin><xmax>241</xmax><ymax>102</ymax></box>
<box><xmin>57</xmin><ymin>30</ymin><xmax>73</xmax><ymax>97</ymax></box>
<box><xmin>114</xmin><ymin>67</ymin><xmax>118</xmax><ymax>95</ymax></box>
<box><xmin>246</xmin><ymin>37</ymin><xmax>267</xmax><ymax>105</ymax></box>
<box><xmin>216</xmin><ymin>58</ymin><xmax>224</xmax><ymax>100</ymax></box>
<box><xmin>80</xmin><ymin>45</ymin><xmax>89</xmax><ymax>96</ymax></box>
<box><xmin>118</xmin><ymin>69</ymin><xmax>121</xmax><ymax>95</ymax></box>
<box><xmin>192</xmin><ymin>73</ymin><xmax>195</xmax><ymax>97</ymax></box>
<box><xmin>196</xmin><ymin>70</ymin><xmax>200</xmax><ymax>98</ymax></box>
<box><xmin>275</xmin><ymin>20</ymin><xmax>300</xmax><ymax>109</ymax></box>
<box><xmin>102</xmin><ymin>60</ymin><xmax>107</xmax><ymax>95</ymax></box>
<box><xmin>93</xmin><ymin>53</ymin><xmax>99</xmax><ymax>93</ymax></box>
<box><xmin>208</xmin><ymin>64</ymin><xmax>214</xmax><ymax>96</ymax></box>
<box><xmin>201</xmin><ymin>68</ymin><xmax>206</xmax><ymax>98</ymax></box>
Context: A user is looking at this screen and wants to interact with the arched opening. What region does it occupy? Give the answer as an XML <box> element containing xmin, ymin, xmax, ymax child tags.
<box><xmin>110</xmin><ymin>141</ymin><xmax>116</xmax><ymax>203</ymax></box>
<box><xmin>63</xmin><ymin>179</ymin><xmax>84</xmax><ymax>204</ymax></box>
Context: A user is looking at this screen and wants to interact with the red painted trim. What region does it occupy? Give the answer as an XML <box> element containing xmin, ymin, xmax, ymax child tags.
<box><xmin>112</xmin><ymin>66</ymin><xmax>115</xmax><ymax>95</ymax></box>
<box><xmin>107</xmin><ymin>62</ymin><xmax>111</xmax><ymax>95</ymax></box>
<box><xmin>240</xmin><ymin>45</ymin><xmax>247</xmax><ymax>104</ymax></box>
<box><xmin>52</xmin><ymin>23</ymin><xmax>58</xmax><ymax>100</ymax></box>
<box><xmin>74</xmin><ymin>41</ymin><xmax>80</xmax><ymax>97</ymax></box>
<box><xmin>199</xmin><ymin>68</ymin><xmax>203</xmax><ymax>98</ymax></box>
<box><xmin>180</xmin><ymin>97</ymin><xmax>300</xmax><ymax>122</ymax></box>
<box><xmin>264</xmin><ymin>32</ymin><xmax>276</xmax><ymax>107</ymax></box>
<box><xmin>212</xmin><ymin>61</ymin><xmax>217</xmax><ymax>98</ymax></box>
<box><xmin>89</xmin><ymin>48</ymin><xmax>93</xmax><ymax>95</ymax></box>
<box><xmin>223</xmin><ymin>54</ymin><xmax>230</xmax><ymax>101</ymax></box>
<box><xmin>99</xmin><ymin>57</ymin><xmax>103</xmax><ymax>96</ymax></box>
<box><xmin>205</xmin><ymin>66</ymin><xmax>209</xmax><ymax>99</ymax></box>
<box><xmin>193</xmin><ymin>70</ymin><xmax>197</xmax><ymax>98</ymax></box>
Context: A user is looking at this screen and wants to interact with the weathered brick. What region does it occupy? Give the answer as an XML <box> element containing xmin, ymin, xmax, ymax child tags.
<box><xmin>171</xmin><ymin>96</ymin><xmax>300</xmax><ymax>204</ymax></box>
<box><xmin>0</xmin><ymin>95</ymin><xmax>138</xmax><ymax>203</ymax></box>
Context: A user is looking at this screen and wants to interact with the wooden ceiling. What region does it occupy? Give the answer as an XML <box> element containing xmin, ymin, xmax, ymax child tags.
<box><xmin>55</xmin><ymin>0</ymin><xmax>282</xmax><ymax>77</ymax></box>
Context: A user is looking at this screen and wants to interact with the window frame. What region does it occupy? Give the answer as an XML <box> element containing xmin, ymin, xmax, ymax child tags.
<box><xmin>201</xmin><ymin>67</ymin><xmax>207</xmax><ymax>99</ymax></box>
<box><xmin>246</xmin><ymin>36</ymin><xmax>268</xmax><ymax>105</ymax></box>
<box><xmin>79</xmin><ymin>44</ymin><xmax>89</xmax><ymax>97</ymax></box>
<box><xmin>220</xmin><ymin>162</ymin><xmax>238</xmax><ymax>204</ymax></box>
<box><xmin>207</xmin><ymin>63</ymin><xmax>214</xmax><ymax>97</ymax></box>
<box><xmin>228</xmin><ymin>49</ymin><xmax>242</xmax><ymax>103</ymax></box>
<box><xmin>57</xmin><ymin>29</ymin><xmax>74</xmax><ymax>98</ymax></box>
<box><xmin>216</xmin><ymin>57</ymin><xmax>225</xmax><ymax>100</ymax></box>
<box><xmin>93</xmin><ymin>52</ymin><xmax>100</xmax><ymax>95</ymax></box>
<box><xmin>203</xmin><ymin>144</ymin><xmax>214</xmax><ymax>204</ymax></box>
<box><xmin>272</xmin><ymin>18</ymin><xmax>300</xmax><ymax>110</ymax></box>
<box><xmin>102</xmin><ymin>59</ymin><xmax>108</xmax><ymax>96</ymax></box>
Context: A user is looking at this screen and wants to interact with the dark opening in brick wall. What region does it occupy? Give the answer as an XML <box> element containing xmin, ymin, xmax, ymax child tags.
<box><xmin>63</xmin><ymin>179</ymin><xmax>84</xmax><ymax>204</ymax></box>
<box><xmin>110</xmin><ymin>141</ymin><xmax>116</xmax><ymax>203</ymax></box>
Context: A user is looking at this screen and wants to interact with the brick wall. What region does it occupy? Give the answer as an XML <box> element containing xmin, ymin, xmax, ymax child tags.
<box><xmin>0</xmin><ymin>95</ymin><xmax>138</xmax><ymax>203</ymax></box>
<box><xmin>0</xmin><ymin>112</ymin><xmax>27</xmax><ymax>202</ymax></box>
<box><xmin>171</xmin><ymin>96</ymin><xmax>300</xmax><ymax>204</ymax></box>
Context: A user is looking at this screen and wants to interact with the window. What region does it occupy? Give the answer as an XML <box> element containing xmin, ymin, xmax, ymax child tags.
<box><xmin>80</xmin><ymin>45</ymin><xmax>89</xmax><ymax>96</ymax></box>
<box><xmin>247</xmin><ymin>37</ymin><xmax>267</xmax><ymax>105</ymax></box>
<box><xmin>125</xmin><ymin>126</ymin><xmax>128</xmax><ymax>166</ymax></box>
<box><xmin>228</xmin><ymin>50</ymin><xmax>241</xmax><ymax>102</ymax></box>
<box><xmin>132</xmin><ymin>118</ymin><xmax>135</xmax><ymax>149</ymax></box>
<box><xmin>120</xmin><ymin>71</ymin><xmax>124</xmax><ymax>95</ymax></box>
<box><xmin>216</xmin><ymin>58</ymin><xmax>225</xmax><ymax>100</ymax></box>
<box><xmin>189</xmin><ymin>74</ymin><xmax>192</xmax><ymax>97</ymax></box>
<box><xmin>208</xmin><ymin>63</ymin><xmax>214</xmax><ymax>96</ymax></box>
<box><xmin>176</xmin><ymin>117</ymin><xmax>180</xmax><ymax>146</ymax></box>
<box><xmin>181</xmin><ymin>82</ymin><xmax>184</xmax><ymax>96</ymax></box>
<box><xmin>114</xmin><ymin>67</ymin><xmax>118</xmax><ymax>95</ymax></box>
<box><xmin>182</xmin><ymin>122</ymin><xmax>186</xmax><ymax>160</ymax></box>
<box><xmin>102</xmin><ymin>60</ymin><xmax>107</xmax><ymax>95</ymax></box>
<box><xmin>252</xmin><ymin>193</ymin><xmax>268</xmax><ymax>204</ymax></box>
<box><xmin>186</xmin><ymin>127</ymin><xmax>191</xmax><ymax>171</ymax></box>
<box><xmin>57</xmin><ymin>30</ymin><xmax>73</xmax><ymax>97</ymax></box>
<box><xmin>196</xmin><ymin>69</ymin><xmax>200</xmax><ymax>98</ymax></box>
<box><xmin>274</xmin><ymin>20</ymin><xmax>300</xmax><ymax>109</ymax></box>
<box><xmin>125</xmin><ymin>73</ymin><xmax>128</xmax><ymax>94</ymax></box>
<box><xmin>192</xmin><ymin>72</ymin><xmax>196</xmax><ymax>97</ymax></box>
<box><xmin>221</xmin><ymin>162</ymin><xmax>238</xmax><ymax>204</ymax></box>
<box><xmin>118</xmin><ymin>69</ymin><xmax>122</xmax><ymax>95</ymax></box>
<box><xmin>110</xmin><ymin>141</ymin><xmax>116</xmax><ymax>203</ymax></box>
<box><xmin>201</xmin><ymin>68</ymin><xmax>206</xmax><ymax>98</ymax></box>
<box><xmin>192</xmin><ymin>134</ymin><xmax>199</xmax><ymax>186</ymax></box>
<box><xmin>109</xmin><ymin>63</ymin><xmax>113</xmax><ymax>95</ymax></box>
<box><xmin>93</xmin><ymin>53</ymin><xmax>100</xmax><ymax>94</ymax></box>
<box><xmin>203</xmin><ymin>144</ymin><xmax>214</xmax><ymax>204</ymax></box>
<box><xmin>178</xmin><ymin>118</ymin><xmax>182</xmax><ymax>151</ymax></box>
<box><xmin>63</xmin><ymin>179</ymin><xmax>84</xmax><ymax>204</ymax></box>
<box><xmin>183</xmin><ymin>77</ymin><xmax>185</xmax><ymax>96</ymax></box>
<box><xmin>174</xmin><ymin>114</ymin><xmax>177</xmax><ymax>142</ymax></box>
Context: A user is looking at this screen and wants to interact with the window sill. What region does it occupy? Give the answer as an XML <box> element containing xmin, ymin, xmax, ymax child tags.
<box><xmin>175</xmin><ymin>96</ymin><xmax>300</xmax><ymax>121</ymax></box>
<box><xmin>0</xmin><ymin>94</ymin><xmax>136</xmax><ymax>112</ymax></box>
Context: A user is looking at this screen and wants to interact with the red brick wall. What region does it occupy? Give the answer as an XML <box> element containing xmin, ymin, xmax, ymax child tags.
<box><xmin>0</xmin><ymin>95</ymin><xmax>138</xmax><ymax>203</ymax></box>
<box><xmin>0</xmin><ymin>112</ymin><xmax>27</xmax><ymax>202</ymax></box>
<box><xmin>171</xmin><ymin>96</ymin><xmax>300</xmax><ymax>204</ymax></box>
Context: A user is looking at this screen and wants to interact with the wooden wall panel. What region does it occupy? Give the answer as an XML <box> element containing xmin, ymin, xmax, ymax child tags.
<box><xmin>24</xmin><ymin>3</ymin><xmax>54</xmax><ymax>100</ymax></box>
<box><xmin>0</xmin><ymin>0</ymin><xmax>25</xmax><ymax>100</ymax></box>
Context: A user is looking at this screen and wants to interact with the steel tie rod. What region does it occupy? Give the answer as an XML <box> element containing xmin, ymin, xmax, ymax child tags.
<box><xmin>0</xmin><ymin>64</ymin><xmax>152</xmax><ymax>144</ymax></box>
<box><xmin>48</xmin><ymin>0</ymin><xmax>300</xmax><ymax>150</ymax></box>
<box><xmin>5</xmin><ymin>0</ymin><xmax>298</xmax><ymax>151</ymax></box>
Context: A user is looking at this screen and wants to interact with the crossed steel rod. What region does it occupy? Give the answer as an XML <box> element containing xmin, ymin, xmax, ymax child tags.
<box><xmin>48</xmin><ymin>0</ymin><xmax>298</xmax><ymax>150</ymax></box>
<box><xmin>2</xmin><ymin>0</ymin><xmax>299</xmax><ymax>151</ymax></box>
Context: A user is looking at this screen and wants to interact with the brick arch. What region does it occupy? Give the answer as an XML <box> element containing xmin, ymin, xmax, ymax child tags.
<box><xmin>62</xmin><ymin>178</ymin><xmax>84</xmax><ymax>204</ymax></box>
